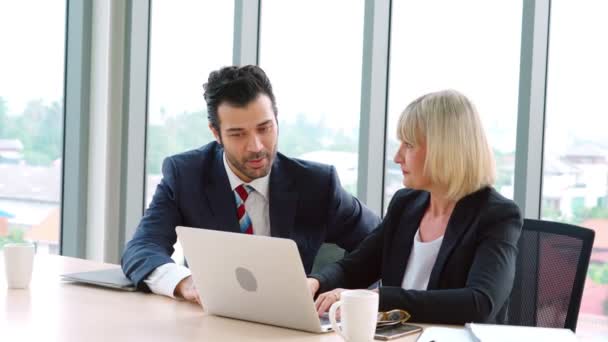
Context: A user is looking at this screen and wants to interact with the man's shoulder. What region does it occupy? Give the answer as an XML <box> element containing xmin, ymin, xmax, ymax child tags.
<box><xmin>162</xmin><ymin>142</ymin><xmax>221</xmax><ymax>179</ymax></box>
<box><xmin>276</xmin><ymin>153</ymin><xmax>333</xmax><ymax>178</ymax></box>
<box><xmin>166</xmin><ymin>141</ymin><xmax>220</xmax><ymax>167</ymax></box>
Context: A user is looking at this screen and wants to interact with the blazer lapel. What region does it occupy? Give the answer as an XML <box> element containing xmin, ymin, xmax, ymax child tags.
<box><xmin>269</xmin><ymin>156</ymin><xmax>298</xmax><ymax>239</ymax></box>
<box><xmin>383</xmin><ymin>192</ymin><xmax>430</xmax><ymax>286</ymax></box>
<box><xmin>203</xmin><ymin>147</ymin><xmax>240</xmax><ymax>233</ymax></box>
<box><xmin>427</xmin><ymin>190</ymin><xmax>483</xmax><ymax>289</ymax></box>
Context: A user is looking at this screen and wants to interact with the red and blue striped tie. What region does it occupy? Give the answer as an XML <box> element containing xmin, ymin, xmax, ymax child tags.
<box><xmin>234</xmin><ymin>184</ymin><xmax>254</xmax><ymax>234</ymax></box>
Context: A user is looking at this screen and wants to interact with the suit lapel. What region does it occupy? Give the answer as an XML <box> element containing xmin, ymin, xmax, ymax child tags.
<box><xmin>427</xmin><ymin>190</ymin><xmax>484</xmax><ymax>289</ymax></box>
<box><xmin>383</xmin><ymin>192</ymin><xmax>430</xmax><ymax>286</ymax></box>
<box><xmin>203</xmin><ymin>147</ymin><xmax>240</xmax><ymax>233</ymax></box>
<box><xmin>269</xmin><ymin>156</ymin><xmax>298</xmax><ymax>239</ymax></box>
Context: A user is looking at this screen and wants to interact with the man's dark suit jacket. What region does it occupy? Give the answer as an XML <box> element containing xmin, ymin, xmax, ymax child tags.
<box><xmin>122</xmin><ymin>142</ymin><xmax>381</xmax><ymax>290</ymax></box>
<box><xmin>311</xmin><ymin>187</ymin><xmax>522</xmax><ymax>324</ymax></box>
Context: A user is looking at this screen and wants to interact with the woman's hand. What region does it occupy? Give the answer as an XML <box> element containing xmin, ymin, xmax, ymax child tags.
<box><xmin>314</xmin><ymin>288</ymin><xmax>347</xmax><ymax>316</ymax></box>
<box><xmin>307</xmin><ymin>278</ymin><xmax>320</xmax><ymax>297</ymax></box>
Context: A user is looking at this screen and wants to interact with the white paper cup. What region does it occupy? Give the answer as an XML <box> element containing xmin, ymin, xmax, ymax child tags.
<box><xmin>329</xmin><ymin>289</ymin><xmax>379</xmax><ymax>342</ymax></box>
<box><xmin>3</xmin><ymin>242</ymin><xmax>35</xmax><ymax>289</ymax></box>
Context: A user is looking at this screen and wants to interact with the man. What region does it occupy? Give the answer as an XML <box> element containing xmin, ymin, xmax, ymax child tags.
<box><xmin>121</xmin><ymin>65</ymin><xmax>380</xmax><ymax>304</ymax></box>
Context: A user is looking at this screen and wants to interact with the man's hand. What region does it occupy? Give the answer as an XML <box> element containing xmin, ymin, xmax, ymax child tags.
<box><xmin>174</xmin><ymin>276</ymin><xmax>202</xmax><ymax>306</ymax></box>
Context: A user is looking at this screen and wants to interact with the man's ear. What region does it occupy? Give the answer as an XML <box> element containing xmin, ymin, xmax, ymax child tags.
<box><xmin>209</xmin><ymin>124</ymin><xmax>222</xmax><ymax>146</ymax></box>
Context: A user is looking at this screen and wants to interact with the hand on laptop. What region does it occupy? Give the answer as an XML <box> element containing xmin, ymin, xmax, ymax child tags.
<box><xmin>314</xmin><ymin>288</ymin><xmax>346</xmax><ymax>317</ymax></box>
<box><xmin>307</xmin><ymin>278</ymin><xmax>342</xmax><ymax>317</ymax></box>
<box><xmin>174</xmin><ymin>275</ymin><xmax>202</xmax><ymax>306</ymax></box>
<box><xmin>307</xmin><ymin>278</ymin><xmax>320</xmax><ymax>297</ymax></box>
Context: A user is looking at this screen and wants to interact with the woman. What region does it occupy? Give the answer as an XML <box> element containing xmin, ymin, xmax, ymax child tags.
<box><xmin>308</xmin><ymin>90</ymin><xmax>522</xmax><ymax>324</ymax></box>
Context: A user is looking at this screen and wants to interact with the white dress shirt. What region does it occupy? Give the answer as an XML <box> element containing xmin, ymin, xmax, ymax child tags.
<box><xmin>401</xmin><ymin>228</ymin><xmax>444</xmax><ymax>291</ymax></box>
<box><xmin>144</xmin><ymin>152</ymin><xmax>271</xmax><ymax>298</ymax></box>
<box><xmin>222</xmin><ymin>153</ymin><xmax>271</xmax><ymax>237</ymax></box>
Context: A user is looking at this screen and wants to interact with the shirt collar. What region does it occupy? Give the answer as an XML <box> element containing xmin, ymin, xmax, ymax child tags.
<box><xmin>223</xmin><ymin>152</ymin><xmax>270</xmax><ymax>200</ymax></box>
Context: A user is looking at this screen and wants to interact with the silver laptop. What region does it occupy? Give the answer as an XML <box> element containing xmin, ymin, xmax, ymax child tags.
<box><xmin>176</xmin><ymin>226</ymin><xmax>333</xmax><ymax>333</ymax></box>
<box><xmin>61</xmin><ymin>268</ymin><xmax>136</xmax><ymax>292</ymax></box>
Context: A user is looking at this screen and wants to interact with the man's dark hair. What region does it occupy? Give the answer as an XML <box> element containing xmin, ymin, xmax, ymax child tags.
<box><xmin>203</xmin><ymin>65</ymin><xmax>278</xmax><ymax>133</ymax></box>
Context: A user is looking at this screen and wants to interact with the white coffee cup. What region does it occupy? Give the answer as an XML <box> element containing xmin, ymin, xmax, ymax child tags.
<box><xmin>3</xmin><ymin>242</ymin><xmax>35</xmax><ymax>289</ymax></box>
<box><xmin>329</xmin><ymin>289</ymin><xmax>379</xmax><ymax>342</ymax></box>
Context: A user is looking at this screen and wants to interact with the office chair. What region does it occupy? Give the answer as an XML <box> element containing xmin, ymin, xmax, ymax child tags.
<box><xmin>311</xmin><ymin>243</ymin><xmax>345</xmax><ymax>274</ymax></box>
<box><xmin>507</xmin><ymin>218</ymin><xmax>595</xmax><ymax>331</ymax></box>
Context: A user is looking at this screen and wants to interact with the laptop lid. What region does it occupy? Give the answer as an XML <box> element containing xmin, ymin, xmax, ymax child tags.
<box><xmin>176</xmin><ymin>226</ymin><xmax>331</xmax><ymax>333</ymax></box>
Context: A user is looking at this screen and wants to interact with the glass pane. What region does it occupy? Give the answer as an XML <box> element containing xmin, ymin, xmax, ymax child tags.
<box><xmin>0</xmin><ymin>1</ymin><xmax>66</xmax><ymax>254</ymax></box>
<box><xmin>384</xmin><ymin>0</ymin><xmax>522</xmax><ymax>211</ymax></box>
<box><xmin>145</xmin><ymin>0</ymin><xmax>233</xmax><ymax>263</ymax></box>
<box><xmin>146</xmin><ymin>0</ymin><xmax>234</xmax><ymax>206</ymax></box>
<box><xmin>542</xmin><ymin>1</ymin><xmax>608</xmax><ymax>337</ymax></box>
<box><xmin>259</xmin><ymin>0</ymin><xmax>365</xmax><ymax>195</ymax></box>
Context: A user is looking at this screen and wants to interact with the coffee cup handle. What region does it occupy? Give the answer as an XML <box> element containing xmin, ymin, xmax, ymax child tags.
<box><xmin>329</xmin><ymin>300</ymin><xmax>345</xmax><ymax>340</ymax></box>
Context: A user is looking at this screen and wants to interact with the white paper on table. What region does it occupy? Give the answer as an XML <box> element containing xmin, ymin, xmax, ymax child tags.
<box><xmin>465</xmin><ymin>323</ymin><xmax>578</xmax><ymax>342</ymax></box>
<box><xmin>416</xmin><ymin>327</ymin><xmax>475</xmax><ymax>342</ymax></box>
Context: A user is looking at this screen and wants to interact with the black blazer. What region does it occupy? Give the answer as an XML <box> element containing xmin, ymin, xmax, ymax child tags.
<box><xmin>122</xmin><ymin>142</ymin><xmax>380</xmax><ymax>290</ymax></box>
<box><xmin>311</xmin><ymin>187</ymin><xmax>522</xmax><ymax>324</ymax></box>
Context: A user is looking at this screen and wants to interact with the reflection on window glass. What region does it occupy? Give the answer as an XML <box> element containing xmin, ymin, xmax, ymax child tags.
<box><xmin>259</xmin><ymin>0</ymin><xmax>364</xmax><ymax>195</ymax></box>
<box><xmin>0</xmin><ymin>1</ymin><xmax>66</xmax><ymax>254</ymax></box>
<box><xmin>542</xmin><ymin>1</ymin><xmax>608</xmax><ymax>337</ymax></box>
<box><xmin>384</xmin><ymin>0</ymin><xmax>522</xmax><ymax>210</ymax></box>
<box><xmin>146</xmin><ymin>0</ymin><xmax>234</xmax><ymax>206</ymax></box>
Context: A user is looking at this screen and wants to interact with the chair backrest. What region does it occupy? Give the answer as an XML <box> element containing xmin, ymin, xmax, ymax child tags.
<box><xmin>507</xmin><ymin>219</ymin><xmax>595</xmax><ymax>331</ymax></box>
<box><xmin>311</xmin><ymin>243</ymin><xmax>345</xmax><ymax>274</ymax></box>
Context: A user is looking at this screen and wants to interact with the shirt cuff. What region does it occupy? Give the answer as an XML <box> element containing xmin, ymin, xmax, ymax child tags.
<box><xmin>144</xmin><ymin>263</ymin><xmax>191</xmax><ymax>298</ymax></box>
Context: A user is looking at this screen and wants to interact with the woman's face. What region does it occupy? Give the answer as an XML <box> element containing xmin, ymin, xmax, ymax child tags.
<box><xmin>393</xmin><ymin>138</ymin><xmax>431</xmax><ymax>190</ymax></box>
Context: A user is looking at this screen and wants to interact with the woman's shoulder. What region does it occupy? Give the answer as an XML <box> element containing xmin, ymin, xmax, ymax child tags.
<box><xmin>389</xmin><ymin>188</ymin><xmax>427</xmax><ymax>204</ymax></box>
<box><xmin>384</xmin><ymin>188</ymin><xmax>429</xmax><ymax>218</ymax></box>
<box><xmin>471</xmin><ymin>187</ymin><xmax>523</xmax><ymax>237</ymax></box>
<box><xmin>482</xmin><ymin>187</ymin><xmax>521</xmax><ymax>215</ymax></box>
<box><xmin>457</xmin><ymin>186</ymin><xmax>522</xmax><ymax>226</ymax></box>
<box><xmin>461</xmin><ymin>186</ymin><xmax>518</xmax><ymax>210</ymax></box>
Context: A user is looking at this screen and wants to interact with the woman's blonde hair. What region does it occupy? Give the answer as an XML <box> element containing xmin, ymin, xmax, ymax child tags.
<box><xmin>397</xmin><ymin>89</ymin><xmax>495</xmax><ymax>201</ymax></box>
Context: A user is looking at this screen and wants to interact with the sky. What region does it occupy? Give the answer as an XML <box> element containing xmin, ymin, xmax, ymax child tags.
<box><xmin>0</xmin><ymin>0</ymin><xmax>66</xmax><ymax>115</ymax></box>
<box><xmin>147</xmin><ymin>0</ymin><xmax>234</xmax><ymax>124</ymax></box>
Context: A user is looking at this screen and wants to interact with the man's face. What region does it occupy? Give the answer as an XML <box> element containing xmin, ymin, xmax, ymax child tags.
<box><xmin>210</xmin><ymin>94</ymin><xmax>278</xmax><ymax>183</ymax></box>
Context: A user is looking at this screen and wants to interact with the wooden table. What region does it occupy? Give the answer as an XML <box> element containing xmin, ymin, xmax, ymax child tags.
<box><xmin>1</xmin><ymin>255</ymin><xmax>444</xmax><ymax>341</ymax></box>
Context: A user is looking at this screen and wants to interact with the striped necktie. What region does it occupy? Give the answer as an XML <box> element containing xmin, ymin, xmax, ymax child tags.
<box><xmin>234</xmin><ymin>184</ymin><xmax>254</xmax><ymax>234</ymax></box>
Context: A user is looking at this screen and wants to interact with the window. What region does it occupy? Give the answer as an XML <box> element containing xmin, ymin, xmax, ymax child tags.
<box><xmin>542</xmin><ymin>1</ymin><xmax>608</xmax><ymax>336</ymax></box>
<box><xmin>144</xmin><ymin>0</ymin><xmax>233</xmax><ymax>263</ymax></box>
<box><xmin>145</xmin><ymin>0</ymin><xmax>234</xmax><ymax>206</ymax></box>
<box><xmin>259</xmin><ymin>0</ymin><xmax>365</xmax><ymax>195</ymax></box>
<box><xmin>0</xmin><ymin>1</ymin><xmax>66</xmax><ymax>254</ymax></box>
<box><xmin>384</xmin><ymin>0</ymin><xmax>522</xmax><ymax>211</ymax></box>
